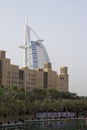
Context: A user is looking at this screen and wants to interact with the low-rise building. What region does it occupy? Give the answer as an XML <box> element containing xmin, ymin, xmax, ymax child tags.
<box><xmin>0</xmin><ymin>50</ymin><xmax>69</xmax><ymax>92</ymax></box>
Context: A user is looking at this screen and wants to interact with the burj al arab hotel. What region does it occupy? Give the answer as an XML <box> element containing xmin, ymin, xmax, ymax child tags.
<box><xmin>19</xmin><ymin>17</ymin><xmax>50</xmax><ymax>69</ymax></box>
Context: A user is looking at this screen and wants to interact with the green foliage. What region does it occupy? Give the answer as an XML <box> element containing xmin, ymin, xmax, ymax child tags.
<box><xmin>0</xmin><ymin>87</ymin><xmax>87</xmax><ymax>120</ymax></box>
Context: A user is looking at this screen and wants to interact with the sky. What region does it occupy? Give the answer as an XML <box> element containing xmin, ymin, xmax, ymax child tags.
<box><xmin>0</xmin><ymin>0</ymin><xmax>87</xmax><ymax>96</ymax></box>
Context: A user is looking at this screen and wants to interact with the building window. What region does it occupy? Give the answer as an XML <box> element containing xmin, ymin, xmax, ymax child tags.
<box><xmin>44</xmin><ymin>72</ymin><xmax>48</xmax><ymax>88</ymax></box>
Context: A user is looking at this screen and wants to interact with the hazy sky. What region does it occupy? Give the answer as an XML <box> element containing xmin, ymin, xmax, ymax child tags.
<box><xmin>0</xmin><ymin>0</ymin><xmax>87</xmax><ymax>96</ymax></box>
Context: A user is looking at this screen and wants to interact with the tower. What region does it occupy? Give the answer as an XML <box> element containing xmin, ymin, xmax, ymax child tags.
<box><xmin>19</xmin><ymin>16</ymin><xmax>50</xmax><ymax>69</ymax></box>
<box><xmin>57</xmin><ymin>67</ymin><xmax>68</xmax><ymax>92</ymax></box>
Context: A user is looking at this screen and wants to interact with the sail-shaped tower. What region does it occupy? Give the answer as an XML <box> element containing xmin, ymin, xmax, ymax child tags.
<box><xmin>19</xmin><ymin>17</ymin><xmax>50</xmax><ymax>69</ymax></box>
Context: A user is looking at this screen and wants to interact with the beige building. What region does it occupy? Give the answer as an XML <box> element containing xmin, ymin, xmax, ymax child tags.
<box><xmin>0</xmin><ymin>50</ymin><xmax>69</xmax><ymax>92</ymax></box>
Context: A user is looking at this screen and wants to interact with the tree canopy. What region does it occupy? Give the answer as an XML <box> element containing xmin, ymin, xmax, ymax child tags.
<box><xmin>0</xmin><ymin>87</ymin><xmax>87</xmax><ymax>121</ymax></box>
